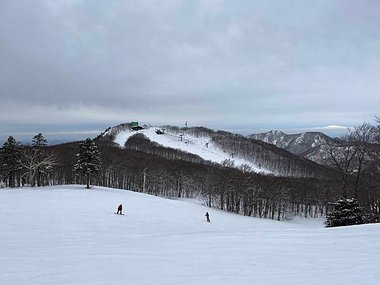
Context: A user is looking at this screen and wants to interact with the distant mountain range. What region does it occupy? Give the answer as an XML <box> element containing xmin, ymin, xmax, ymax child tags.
<box><xmin>249</xmin><ymin>130</ymin><xmax>337</xmax><ymax>164</ymax></box>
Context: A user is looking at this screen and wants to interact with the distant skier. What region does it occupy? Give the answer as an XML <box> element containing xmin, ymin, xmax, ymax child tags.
<box><xmin>205</xmin><ymin>212</ymin><xmax>210</xmax><ymax>223</ymax></box>
<box><xmin>116</xmin><ymin>204</ymin><xmax>123</xmax><ymax>215</ymax></box>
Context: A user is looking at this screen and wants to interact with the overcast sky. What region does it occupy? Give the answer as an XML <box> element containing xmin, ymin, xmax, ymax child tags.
<box><xmin>1</xmin><ymin>0</ymin><xmax>379</xmax><ymax>143</ymax></box>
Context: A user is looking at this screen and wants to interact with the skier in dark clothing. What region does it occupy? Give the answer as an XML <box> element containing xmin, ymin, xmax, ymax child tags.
<box><xmin>205</xmin><ymin>212</ymin><xmax>210</xmax><ymax>222</ymax></box>
<box><xmin>116</xmin><ymin>204</ymin><xmax>123</xmax><ymax>215</ymax></box>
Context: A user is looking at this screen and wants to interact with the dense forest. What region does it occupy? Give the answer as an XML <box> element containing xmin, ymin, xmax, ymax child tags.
<box><xmin>1</xmin><ymin>121</ymin><xmax>379</xmax><ymax>222</ymax></box>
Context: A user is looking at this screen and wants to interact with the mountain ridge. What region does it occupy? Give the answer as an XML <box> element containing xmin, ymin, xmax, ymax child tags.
<box><xmin>249</xmin><ymin>130</ymin><xmax>337</xmax><ymax>164</ymax></box>
<box><xmin>97</xmin><ymin>123</ymin><xmax>332</xmax><ymax>178</ymax></box>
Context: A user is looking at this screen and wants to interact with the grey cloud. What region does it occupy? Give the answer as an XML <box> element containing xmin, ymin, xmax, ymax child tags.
<box><xmin>0</xmin><ymin>0</ymin><xmax>379</xmax><ymax>137</ymax></box>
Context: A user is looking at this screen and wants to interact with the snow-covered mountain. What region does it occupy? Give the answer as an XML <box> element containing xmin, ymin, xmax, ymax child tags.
<box><xmin>1</xmin><ymin>185</ymin><xmax>379</xmax><ymax>285</ymax></box>
<box><xmin>99</xmin><ymin>124</ymin><xmax>330</xmax><ymax>177</ymax></box>
<box><xmin>106</xmin><ymin>125</ymin><xmax>271</xmax><ymax>174</ymax></box>
<box><xmin>249</xmin><ymin>130</ymin><xmax>336</xmax><ymax>164</ymax></box>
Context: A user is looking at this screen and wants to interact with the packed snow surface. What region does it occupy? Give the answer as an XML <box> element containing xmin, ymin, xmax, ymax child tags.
<box><xmin>1</xmin><ymin>185</ymin><xmax>379</xmax><ymax>285</ymax></box>
<box><xmin>114</xmin><ymin>127</ymin><xmax>271</xmax><ymax>174</ymax></box>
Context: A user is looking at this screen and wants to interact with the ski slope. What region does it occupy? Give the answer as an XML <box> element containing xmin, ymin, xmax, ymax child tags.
<box><xmin>1</xmin><ymin>186</ymin><xmax>379</xmax><ymax>285</ymax></box>
<box><xmin>114</xmin><ymin>127</ymin><xmax>271</xmax><ymax>174</ymax></box>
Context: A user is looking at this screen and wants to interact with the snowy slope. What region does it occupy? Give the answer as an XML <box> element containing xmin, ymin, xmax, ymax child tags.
<box><xmin>114</xmin><ymin>127</ymin><xmax>271</xmax><ymax>174</ymax></box>
<box><xmin>1</xmin><ymin>185</ymin><xmax>380</xmax><ymax>285</ymax></box>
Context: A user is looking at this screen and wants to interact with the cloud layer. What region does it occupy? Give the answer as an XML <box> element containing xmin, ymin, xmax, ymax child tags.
<box><xmin>1</xmin><ymin>0</ymin><xmax>379</xmax><ymax>138</ymax></box>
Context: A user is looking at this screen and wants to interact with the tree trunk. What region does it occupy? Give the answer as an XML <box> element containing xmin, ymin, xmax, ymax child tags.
<box><xmin>342</xmin><ymin>174</ymin><xmax>348</xmax><ymax>198</ymax></box>
<box><xmin>354</xmin><ymin>163</ymin><xmax>362</xmax><ymax>199</ymax></box>
<box><xmin>9</xmin><ymin>172</ymin><xmax>15</xmax><ymax>188</ymax></box>
<box><xmin>86</xmin><ymin>173</ymin><xmax>90</xmax><ymax>189</ymax></box>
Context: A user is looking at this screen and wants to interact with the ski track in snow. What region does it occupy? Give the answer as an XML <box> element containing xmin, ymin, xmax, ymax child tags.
<box><xmin>1</xmin><ymin>185</ymin><xmax>379</xmax><ymax>285</ymax></box>
<box><xmin>114</xmin><ymin>127</ymin><xmax>272</xmax><ymax>174</ymax></box>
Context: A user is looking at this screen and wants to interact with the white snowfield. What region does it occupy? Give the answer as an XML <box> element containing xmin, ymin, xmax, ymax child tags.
<box><xmin>114</xmin><ymin>127</ymin><xmax>272</xmax><ymax>174</ymax></box>
<box><xmin>1</xmin><ymin>186</ymin><xmax>379</xmax><ymax>285</ymax></box>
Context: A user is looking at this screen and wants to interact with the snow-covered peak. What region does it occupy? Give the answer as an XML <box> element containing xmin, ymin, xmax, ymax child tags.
<box><xmin>249</xmin><ymin>130</ymin><xmax>335</xmax><ymax>162</ymax></box>
<box><xmin>268</xmin><ymin>130</ymin><xmax>286</xmax><ymax>136</ymax></box>
<box><xmin>113</xmin><ymin>126</ymin><xmax>271</xmax><ymax>174</ymax></box>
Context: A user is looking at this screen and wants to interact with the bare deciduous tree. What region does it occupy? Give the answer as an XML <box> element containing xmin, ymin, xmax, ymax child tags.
<box><xmin>350</xmin><ymin>123</ymin><xmax>376</xmax><ymax>198</ymax></box>
<box><xmin>18</xmin><ymin>147</ymin><xmax>59</xmax><ymax>186</ymax></box>
<box><xmin>326</xmin><ymin>133</ymin><xmax>357</xmax><ymax>198</ymax></box>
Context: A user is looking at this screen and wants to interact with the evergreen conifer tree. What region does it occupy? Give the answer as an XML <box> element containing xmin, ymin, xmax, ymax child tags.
<box><xmin>32</xmin><ymin>133</ymin><xmax>48</xmax><ymax>148</ymax></box>
<box><xmin>73</xmin><ymin>138</ymin><xmax>102</xmax><ymax>189</ymax></box>
<box><xmin>0</xmin><ymin>136</ymin><xmax>22</xmax><ymax>187</ymax></box>
<box><xmin>325</xmin><ymin>198</ymin><xmax>364</xmax><ymax>227</ymax></box>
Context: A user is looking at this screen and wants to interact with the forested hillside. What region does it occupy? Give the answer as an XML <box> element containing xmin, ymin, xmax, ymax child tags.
<box><xmin>1</xmin><ymin>123</ymin><xmax>379</xmax><ymax>222</ymax></box>
<box><xmin>101</xmin><ymin>124</ymin><xmax>332</xmax><ymax>178</ymax></box>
